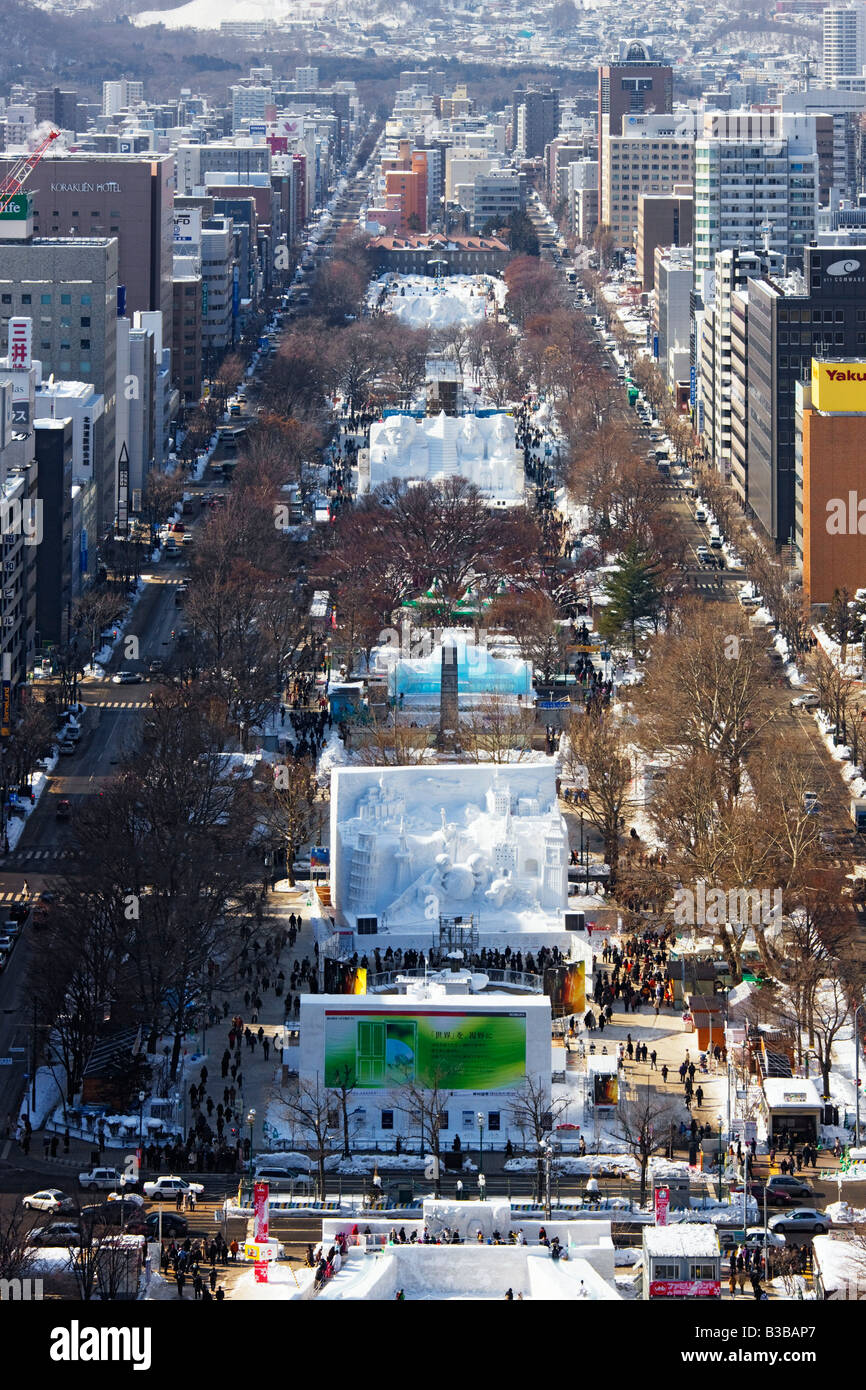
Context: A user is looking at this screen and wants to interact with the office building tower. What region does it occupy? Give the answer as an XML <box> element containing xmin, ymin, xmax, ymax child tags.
<box><xmin>0</xmin><ymin>237</ymin><xmax>117</xmax><ymax>538</ymax></box>
<box><xmin>102</xmin><ymin>80</ymin><xmax>143</xmax><ymax>117</ymax></box>
<box><xmin>512</xmin><ymin>88</ymin><xmax>560</xmax><ymax>158</ymax></box>
<box><xmin>1</xmin><ymin>153</ymin><xmax>175</xmax><ymax>327</ymax></box>
<box><xmin>822</xmin><ymin>5</ymin><xmax>866</xmax><ymax>83</ymax></box>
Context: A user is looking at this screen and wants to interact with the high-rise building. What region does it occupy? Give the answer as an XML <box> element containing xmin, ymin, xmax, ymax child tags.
<box><xmin>230</xmin><ymin>85</ymin><xmax>273</xmax><ymax>134</ymax></box>
<box><xmin>822</xmin><ymin>5</ymin><xmax>866</xmax><ymax>83</ymax></box>
<box><xmin>102</xmin><ymin>80</ymin><xmax>143</xmax><ymax>117</ymax></box>
<box><xmin>636</xmin><ymin>187</ymin><xmax>693</xmax><ymax>290</ymax></box>
<box><xmin>797</xmin><ymin>357</ymin><xmax>866</xmax><ymax>602</ymax></box>
<box><xmin>512</xmin><ymin>88</ymin><xmax>560</xmax><ymax>158</ymax></box>
<box><xmin>598</xmin><ymin>42</ymin><xmax>673</xmax><ymax>212</ymax></box>
<box><xmin>693</xmin><ymin>123</ymin><xmax>819</xmax><ymax>281</ymax></box>
<box><xmin>601</xmin><ymin>127</ymin><xmax>694</xmax><ymax>248</ymax></box>
<box><xmin>295</xmin><ymin>67</ymin><xmax>319</xmax><ymax>91</ymax></box>
<box><xmin>34</xmin><ymin>88</ymin><xmax>79</xmax><ymax>134</ymax></box>
<box><xmin>655</xmin><ymin>246</ymin><xmax>693</xmax><ymax>391</ymax></box>
<box><xmin>34</xmin><ymin>416</ymin><xmax>73</xmax><ymax>648</ymax></box>
<box><xmin>0</xmin><ymin>238</ymin><xmax>117</xmax><ymax>538</ymax></box>
<box><xmin>1</xmin><ymin>154</ymin><xmax>175</xmax><ymax>328</ymax></box>
<box><xmin>472</xmin><ymin>170</ymin><xmax>522</xmax><ymax>231</ymax></box>
<box><xmin>741</xmin><ymin>246</ymin><xmax>866</xmax><ymax>546</ymax></box>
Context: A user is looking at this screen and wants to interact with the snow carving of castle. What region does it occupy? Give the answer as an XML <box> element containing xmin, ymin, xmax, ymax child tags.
<box><xmin>366</xmin><ymin>412</ymin><xmax>524</xmax><ymax>501</ymax></box>
<box><xmin>330</xmin><ymin>765</ymin><xmax>570</xmax><ymax>939</ymax></box>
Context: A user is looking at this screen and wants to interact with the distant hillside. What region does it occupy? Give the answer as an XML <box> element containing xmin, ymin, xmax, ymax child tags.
<box><xmin>0</xmin><ymin>0</ymin><xmax>257</xmax><ymax>94</ymax></box>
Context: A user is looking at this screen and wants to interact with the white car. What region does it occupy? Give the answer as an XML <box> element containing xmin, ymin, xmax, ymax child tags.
<box><xmin>142</xmin><ymin>1175</ymin><xmax>205</xmax><ymax>1200</ymax></box>
<box><xmin>78</xmin><ymin>1167</ymin><xmax>138</xmax><ymax>1192</ymax></box>
<box><xmin>106</xmin><ymin>1190</ymin><xmax>145</xmax><ymax>1206</ymax></box>
<box><xmin>22</xmin><ymin>1188</ymin><xmax>75</xmax><ymax>1213</ymax></box>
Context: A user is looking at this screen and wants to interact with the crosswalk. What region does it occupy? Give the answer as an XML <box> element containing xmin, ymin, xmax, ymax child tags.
<box><xmin>3</xmin><ymin>847</ymin><xmax>78</xmax><ymax>863</ymax></box>
<box><xmin>84</xmin><ymin>700</ymin><xmax>150</xmax><ymax>710</ymax></box>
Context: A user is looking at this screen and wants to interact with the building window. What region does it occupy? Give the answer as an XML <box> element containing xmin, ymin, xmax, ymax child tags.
<box><xmin>21</xmin><ymin>295</ymin><xmax>30</xmax><ymax>305</ymax></box>
<box><xmin>80</xmin><ymin>317</ymin><xmax>90</xmax><ymax>327</ymax></box>
<box><xmin>80</xmin><ymin>339</ymin><xmax>90</xmax><ymax>349</ymax></box>
<box><xmin>653</xmin><ymin>1263</ymin><xmax>679</xmax><ymax>1279</ymax></box>
<box><xmin>40</xmin><ymin>294</ymin><xmax>51</xmax><ymax>305</ymax></box>
<box><xmin>80</xmin><ymin>295</ymin><xmax>91</xmax><ymax>306</ymax></box>
<box><xmin>488</xmin><ymin>1112</ymin><xmax>501</xmax><ymax>1131</ymax></box>
<box><xmin>80</xmin><ymin>362</ymin><xmax>91</xmax><ymax>373</ymax></box>
<box><xmin>61</xmin><ymin>294</ymin><xmax>71</xmax><ymax>304</ymax></box>
<box><xmin>40</xmin><ymin>341</ymin><xmax>50</xmax><ymax>351</ymax></box>
<box><xmin>0</xmin><ymin>295</ymin><xmax>9</xmax><ymax>305</ymax></box>
<box><xmin>689</xmin><ymin>1263</ymin><xmax>718</xmax><ymax>1281</ymax></box>
<box><xmin>462</xmin><ymin>1111</ymin><xmax>475</xmax><ymax>1129</ymax></box>
<box><xmin>381</xmin><ymin>1110</ymin><xmax>394</xmax><ymax>1130</ymax></box>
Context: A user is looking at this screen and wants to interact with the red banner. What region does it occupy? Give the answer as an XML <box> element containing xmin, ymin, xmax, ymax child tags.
<box><xmin>253</xmin><ymin>1181</ymin><xmax>269</xmax><ymax>1242</ymax></box>
<box><xmin>254</xmin><ymin>1262</ymin><xmax>269</xmax><ymax>1284</ymax></box>
<box><xmin>654</xmin><ymin>1187</ymin><xmax>670</xmax><ymax>1227</ymax></box>
<box><xmin>649</xmin><ymin>1280</ymin><xmax>721</xmax><ymax>1298</ymax></box>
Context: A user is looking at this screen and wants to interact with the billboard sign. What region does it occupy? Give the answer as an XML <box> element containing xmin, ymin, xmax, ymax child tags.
<box><xmin>8</xmin><ymin>318</ymin><xmax>31</xmax><ymax>370</ymax></box>
<box><xmin>811</xmin><ymin>359</ymin><xmax>866</xmax><ymax>413</ymax></box>
<box><xmin>543</xmin><ymin>962</ymin><xmax>585</xmax><ymax>1018</ymax></box>
<box><xmin>593</xmin><ymin>1073</ymin><xmax>618</xmax><ymax>1108</ymax></box>
<box><xmin>1</xmin><ymin>680</ymin><xmax>10</xmax><ymax>738</ymax></box>
<box><xmin>324</xmin><ymin>1010</ymin><xmax>526</xmax><ymax>1090</ymax></box>
<box><xmin>649</xmin><ymin>1279</ymin><xmax>720</xmax><ymax>1298</ymax></box>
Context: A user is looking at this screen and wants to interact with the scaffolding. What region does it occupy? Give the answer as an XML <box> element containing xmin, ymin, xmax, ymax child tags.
<box><xmin>438</xmin><ymin>912</ymin><xmax>478</xmax><ymax>958</ymax></box>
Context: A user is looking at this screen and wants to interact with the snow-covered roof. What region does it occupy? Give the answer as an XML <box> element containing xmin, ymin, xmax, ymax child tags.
<box><xmin>761</xmin><ymin>1077</ymin><xmax>823</xmax><ymax>1110</ymax></box>
<box><xmin>643</xmin><ymin>1224</ymin><xmax>720</xmax><ymax>1257</ymax></box>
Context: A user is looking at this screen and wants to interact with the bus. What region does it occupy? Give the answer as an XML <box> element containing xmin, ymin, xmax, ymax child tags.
<box><xmin>217</xmin><ymin>425</ymin><xmax>246</xmax><ymax>451</ymax></box>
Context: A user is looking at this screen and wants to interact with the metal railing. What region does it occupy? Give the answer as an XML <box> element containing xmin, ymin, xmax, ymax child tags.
<box><xmin>366</xmin><ymin>967</ymin><xmax>544</xmax><ymax>993</ymax></box>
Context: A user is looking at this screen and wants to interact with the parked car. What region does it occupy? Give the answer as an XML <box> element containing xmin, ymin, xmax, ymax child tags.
<box><xmin>0</xmin><ymin>935</ymin><xmax>14</xmax><ymax>953</ymax></box>
<box><xmin>768</xmin><ymin>1207</ymin><xmax>829</xmax><ymax>1235</ymax></box>
<box><xmin>27</xmin><ymin>1222</ymin><xmax>82</xmax><ymax>1247</ymax></box>
<box><xmin>55</xmin><ymin>799</ymin><xmax>71</xmax><ymax>820</ymax></box>
<box><xmin>77</xmin><ymin>1167</ymin><xmax>139</xmax><ymax>1193</ymax></box>
<box><xmin>22</xmin><ymin>1189</ymin><xmax>75</xmax><ymax>1214</ymax></box>
<box><xmin>112</xmin><ymin>670</ymin><xmax>143</xmax><ymax>685</ymax></box>
<box><xmin>717</xmin><ymin>1225</ymin><xmax>786</xmax><ymax>1252</ymax></box>
<box><xmin>765</xmin><ymin>1174</ymin><xmax>816</xmax><ymax>1202</ymax></box>
<box><xmin>142</xmin><ymin>1175</ymin><xmax>204</xmax><ymax>1200</ymax></box>
<box><xmin>106</xmin><ymin>1190</ymin><xmax>145</xmax><ymax>1206</ymax></box>
<box><xmin>790</xmin><ymin>692</ymin><xmax>821</xmax><ymax>710</ymax></box>
<box><xmin>80</xmin><ymin>1202</ymin><xmax>148</xmax><ymax>1234</ymax></box>
<box><xmin>58</xmin><ymin>740</ymin><xmax>76</xmax><ymax>756</ymax></box>
<box><xmin>148</xmin><ymin>659</ymin><xmax>164</xmax><ymax>674</ymax></box>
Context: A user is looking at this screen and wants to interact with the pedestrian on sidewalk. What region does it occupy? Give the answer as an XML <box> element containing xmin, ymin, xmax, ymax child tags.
<box><xmin>661</xmin><ymin>1064</ymin><xmax>668</xmax><ymax>1084</ymax></box>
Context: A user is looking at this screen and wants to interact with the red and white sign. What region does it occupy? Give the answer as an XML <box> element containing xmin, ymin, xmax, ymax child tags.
<box><xmin>649</xmin><ymin>1279</ymin><xmax>721</xmax><ymax>1299</ymax></box>
<box><xmin>253</xmin><ymin>1181</ymin><xmax>269</xmax><ymax>1242</ymax></box>
<box><xmin>254</xmin><ymin>1262</ymin><xmax>269</xmax><ymax>1284</ymax></box>
<box><xmin>8</xmin><ymin>318</ymin><xmax>31</xmax><ymax>370</ymax></box>
<box><xmin>654</xmin><ymin>1186</ymin><xmax>670</xmax><ymax>1226</ymax></box>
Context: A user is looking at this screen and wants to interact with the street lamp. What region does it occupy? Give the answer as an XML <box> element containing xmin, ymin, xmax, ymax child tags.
<box><xmin>137</xmin><ymin>1089</ymin><xmax>146</xmax><ymax>1154</ymax></box>
<box><xmin>717</xmin><ymin>1114</ymin><xmax>724</xmax><ymax>1203</ymax></box>
<box><xmin>477</xmin><ymin>1173</ymin><xmax>486</xmax><ymax>1201</ymax></box>
<box><xmin>539</xmin><ymin>1138</ymin><xmax>553</xmax><ymax>1219</ymax></box>
<box><xmin>477</xmin><ymin>1112</ymin><xmax>485</xmax><ymax>1185</ymax></box>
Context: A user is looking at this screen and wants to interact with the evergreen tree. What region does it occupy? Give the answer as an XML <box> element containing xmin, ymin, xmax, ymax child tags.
<box><xmin>598</xmin><ymin>541</ymin><xmax>662</xmax><ymax>654</ymax></box>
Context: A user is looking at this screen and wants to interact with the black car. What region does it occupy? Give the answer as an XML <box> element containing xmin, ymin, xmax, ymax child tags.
<box><xmin>144</xmin><ymin>1212</ymin><xmax>188</xmax><ymax>1238</ymax></box>
<box><xmin>80</xmin><ymin>1202</ymin><xmax>148</xmax><ymax>1234</ymax></box>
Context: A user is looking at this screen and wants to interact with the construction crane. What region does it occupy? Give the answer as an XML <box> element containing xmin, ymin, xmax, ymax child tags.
<box><xmin>0</xmin><ymin>129</ymin><xmax>59</xmax><ymax>218</ymax></box>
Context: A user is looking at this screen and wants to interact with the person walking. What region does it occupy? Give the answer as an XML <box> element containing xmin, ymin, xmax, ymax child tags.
<box><xmin>695</xmin><ymin>1085</ymin><xmax>704</xmax><ymax>1109</ymax></box>
<box><xmin>661</xmin><ymin>1064</ymin><xmax>668</xmax><ymax>1084</ymax></box>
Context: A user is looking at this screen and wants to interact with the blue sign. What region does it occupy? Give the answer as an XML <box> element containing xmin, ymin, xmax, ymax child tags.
<box><xmin>652</xmin><ymin>333</ymin><xmax>659</xmax><ymax>358</ymax></box>
<box><xmin>689</xmin><ymin>364</ymin><xmax>697</xmax><ymax>407</ymax></box>
<box><xmin>80</xmin><ymin>528</ymin><xmax>88</xmax><ymax>575</ymax></box>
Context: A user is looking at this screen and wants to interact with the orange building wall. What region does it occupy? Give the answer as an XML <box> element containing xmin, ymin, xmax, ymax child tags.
<box><xmin>802</xmin><ymin>408</ymin><xmax>866</xmax><ymax>604</ymax></box>
<box><xmin>384</xmin><ymin>168</ymin><xmax>427</xmax><ymax>232</ymax></box>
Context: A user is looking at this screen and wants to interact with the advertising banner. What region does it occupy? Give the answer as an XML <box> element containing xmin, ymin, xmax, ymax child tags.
<box><xmin>654</xmin><ymin>1186</ymin><xmax>670</xmax><ymax>1227</ymax></box>
<box><xmin>244</xmin><ymin>1240</ymin><xmax>279</xmax><ymax>1262</ymax></box>
<box><xmin>324</xmin><ymin>1010</ymin><xmax>526</xmax><ymax>1090</ymax></box>
<box><xmin>543</xmin><ymin>962</ymin><xmax>586</xmax><ymax>1018</ymax></box>
<box><xmin>812</xmin><ymin>358</ymin><xmax>866</xmax><ymax>412</ymax></box>
<box><xmin>593</xmin><ymin>1073</ymin><xmax>619</xmax><ymax>1108</ymax></box>
<box><xmin>1</xmin><ymin>680</ymin><xmax>10</xmax><ymax>738</ymax></box>
<box><xmin>649</xmin><ymin>1279</ymin><xmax>721</xmax><ymax>1298</ymax></box>
<box><xmin>253</xmin><ymin>1181</ymin><xmax>269</xmax><ymax>1242</ymax></box>
<box><xmin>323</xmin><ymin>959</ymin><xmax>368</xmax><ymax>995</ymax></box>
<box><xmin>254</xmin><ymin>1262</ymin><xmax>269</xmax><ymax>1284</ymax></box>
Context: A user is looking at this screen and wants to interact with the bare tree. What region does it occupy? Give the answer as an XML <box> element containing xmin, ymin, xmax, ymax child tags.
<box><xmin>272</xmin><ymin>1079</ymin><xmax>340</xmax><ymax>1202</ymax></box>
<box><xmin>615</xmin><ymin>1087</ymin><xmax>679</xmax><ymax>1207</ymax></box>
<box><xmin>263</xmin><ymin>756</ymin><xmax>320</xmax><ymax>886</ymax></box>
<box><xmin>508</xmin><ymin>1075</ymin><xmax>570</xmax><ymax>1204</ymax></box>
<box><xmin>459</xmin><ymin>693</ymin><xmax>535</xmax><ymax>763</ymax></box>
<box><xmin>397</xmin><ymin>1072</ymin><xmax>455</xmax><ymax>1196</ymax></box>
<box><xmin>560</xmin><ymin>707</ymin><xmax>635</xmax><ymax>885</ymax></box>
<box><xmin>811</xmin><ymin>978</ymin><xmax>851</xmax><ymax>1099</ymax></box>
